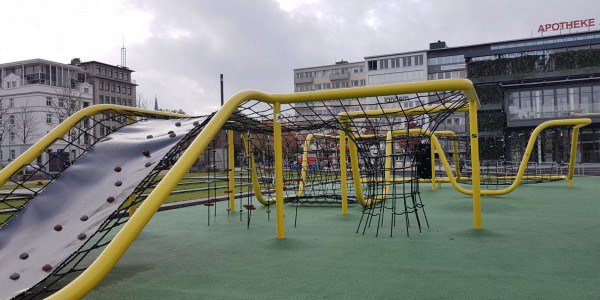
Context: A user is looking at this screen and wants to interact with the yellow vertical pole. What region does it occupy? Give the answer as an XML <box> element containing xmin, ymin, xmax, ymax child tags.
<box><xmin>273</xmin><ymin>102</ymin><xmax>285</xmax><ymax>239</ymax></box>
<box><xmin>468</xmin><ymin>105</ymin><xmax>482</xmax><ymax>229</ymax></box>
<box><xmin>431</xmin><ymin>144</ymin><xmax>436</xmax><ymax>191</ymax></box>
<box><xmin>228</xmin><ymin>130</ymin><xmax>235</xmax><ymax>210</ymax></box>
<box><xmin>567</xmin><ymin>126</ymin><xmax>581</xmax><ymax>187</ymax></box>
<box><xmin>453</xmin><ymin>139</ymin><xmax>461</xmax><ymax>179</ymax></box>
<box><xmin>339</xmin><ymin>130</ymin><xmax>348</xmax><ymax>215</ymax></box>
<box><xmin>128</xmin><ymin>194</ymin><xmax>137</xmax><ymax>217</ymax></box>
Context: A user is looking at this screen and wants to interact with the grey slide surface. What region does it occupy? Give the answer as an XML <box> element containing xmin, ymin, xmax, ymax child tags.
<box><xmin>0</xmin><ymin>117</ymin><xmax>203</xmax><ymax>299</ymax></box>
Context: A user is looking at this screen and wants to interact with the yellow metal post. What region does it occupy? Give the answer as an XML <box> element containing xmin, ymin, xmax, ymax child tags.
<box><xmin>228</xmin><ymin>130</ymin><xmax>235</xmax><ymax>210</ymax></box>
<box><xmin>568</xmin><ymin>125</ymin><xmax>583</xmax><ymax>187</ymax></box>
<box><xmin>431</xmin><ymin>144</ymin><xmax>436</xmax><ymax>191</ymax></box>
<box><xmin>128</xmin><ymin>194</ymin><xmax>137</xmax><ymax>217</ymax></box>
<box><xmin>273</xmin><ymin>102</ymin><xmax>285</xmax><ymax>239</ymax></box>
<box><xmin>468</xmin><ymin>106</ymin><xmax>482</xmax><ymax>229</ymax></box>
<box><xmin>339</xmin><ymin>130</ymin><xmax>348</xmax><ymax>214</ymax></box>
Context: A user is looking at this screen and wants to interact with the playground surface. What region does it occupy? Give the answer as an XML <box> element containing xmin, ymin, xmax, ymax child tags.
<box><xmin>84</xmin><ymin>177</ymin><xmax>600</xmax><ymax>299</ymax></box>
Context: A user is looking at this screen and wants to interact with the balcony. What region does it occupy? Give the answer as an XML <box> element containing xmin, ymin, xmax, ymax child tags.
<box><xmin>294</xmin><ymin>77</ymin><xmax>313</xmax><ymax>84</ymax></box>
<box><xmin>329</xmin><ymin>73</ymin><xmax>349</xmax><ymax>81</ymax></box>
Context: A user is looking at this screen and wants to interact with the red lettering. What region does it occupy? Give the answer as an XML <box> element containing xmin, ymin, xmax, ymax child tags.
<box><xmin>589</xmin><ymin>18</ymin><xmax>595</xmax><ymax>27</ymax></box>
<box><xmin>565</xmin><ymin>21</ymin><xmax>573</xmax><ymax>29</ymax></box>
<box><xmin>552</xmin><ymin>23</ymin><xmax>560</xmax><ymax>30</ymax></box>
<box><xmin>537</xmin><ymin>25</ymin><xmax>545</xmax><ymax>33</ymax></box>
<box><xmin>581</xmin><ymin>19</ymin><xmax>588</xmax><ymax>27</ymax></box>
<box><xmin>545</xmin><ymin>24</ymin><xmax>552</xmax><ymax>31</ymax></box>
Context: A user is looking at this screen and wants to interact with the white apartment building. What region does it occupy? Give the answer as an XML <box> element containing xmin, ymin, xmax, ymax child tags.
<box><xmin>293</xmin><ymin>60</ymin><xmax>366</xmax><ymax>121</ymax></box>
<box><xmin>0</xmin><ymin>59</ymin><xmax>93</xmax><ymax>171</ymax></box>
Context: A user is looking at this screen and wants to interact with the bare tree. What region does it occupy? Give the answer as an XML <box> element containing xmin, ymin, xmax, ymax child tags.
<box><xmin>13</xmin><ymin>101</ymin><xmax>40</xmax><ymax>144</ymax></box>
<box><xmin>51</xmin><ymin>87</ymin><xmax>85</xmax><ymax>123</ymax></box>
<box><xmin>0</xmin><ymin>97</ymin><xmax>12</xmax><ymax>167</ymax></box>
<box><xmin>137</xmin><ymin>92</ymin><xmax>151</xmax><ymax>109</ymax></box>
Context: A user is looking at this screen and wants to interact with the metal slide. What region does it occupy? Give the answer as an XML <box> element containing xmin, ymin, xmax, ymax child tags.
<box><xmin>0</xmin><ymin>117</ymin><xmax>204</xmax><ymax>299</ymax></box>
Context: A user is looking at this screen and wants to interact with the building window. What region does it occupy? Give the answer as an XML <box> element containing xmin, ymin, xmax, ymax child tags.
<box><xmin>111</xmin><ymin>84</ymin><xmax>115</xmax><ymax>92</ymax></box>
<box><xmin>379</xmin><ymin>59</ymin><xmax>389</xmax><ymax>69</ymax></box>
<box><xmin>116</xmin><ymin>85</ymin><xmax>121</xmax><ymax>93</ymax></box>
<box><xmin>84</xmin><ymin>102</ymin><xmax>90</xmax><ymax>107</ymax></box>
<box><xmin>403</xmin><ymin>57</ymin><xmax>412</xmax><ymax>67</ymax></box>
<box><xmin>46</xmin><ymin>114</ymin><xmax>52</xmax><ymax>124</ymax></box>
<box><xmin>108</xmin><ymin>69</ymin><xmax>112</xmax><ymax>78</ymax></box>
<box><xmin>111</xmin><ymin>97</ymin><xmax>116</xmax><ymax>104</ymax></box>
<box><xmin>99</xmin><ymin>95</ymin><xmax>104</xmax><ymax>104</ymax></box>
<box><xmin>59</xmin><ymin>115</ymin><xmax>65</xmax><ymax>123</ymax></box>
<box><xmin>84</xmin><ymin>87</ymin><xmax>89</xmax><ymax>94</ymax></box>
<box><xmin>118</xmin><ymin>72</ymin><xmax>123</xmax><ymax>80</ymax></box>
<box><xmin>10</xmin><ymin>150</ymin><xmax>15</xmax><ymax>160</ymax></box>
<box><xmin>102</xmin><ymin>68</ymin><xmax>106</xmax><ymax>76</ymax></box>
<box><xmin>124</xmin><ymin>73</ymin><xmax>128</xmax><ymax>81</ymax></box>
<box><xmin>99</xmin><ymin>81</ymin><xmax>104</xmax><ymax>91</ymax></box>
<box><xmin>59</xmin><ymin>98</ymin><xmax>64</xmax><ymax>107</ymax></box>
<box><xmin>10</xmin><ymin>132</ymin><xmax>15</xmax><ymax>143</ymax></box>
<box><xmin>367</xmin><ymin>60</ymin><xmax>377</xmax><ymax>71</ymax></box>
<box><xmin>9</xmin><ymin>99</ymin><xmax>14</xmax><ymax>108</ymax></box>
<box><xmin>127</xmin><ymin>87</ymin><xmax>131</xmax><ymax>95</ymax></box>
<box><xmin>46</xmin><ymin>97</ymin><xmax>52</xmax><ymax>106</ymax></box>
<box><xmin>95</xmin><ymin>67</ymin><xmax>100</xmax><ymax>75</ymax></box>
<box><xmin>414</xmin><ymin>55</ymin><xmax>424</xmax><ymax>65</ymax></box>
<box><xmin>9</xmin><ymin>115</ymin><xmax>14</xmax><ymax>125</ymax></box>
<box><xmin>117</xmin><ymin>98</ymin><xmax>121</xmax><ymax>105</ymax></box>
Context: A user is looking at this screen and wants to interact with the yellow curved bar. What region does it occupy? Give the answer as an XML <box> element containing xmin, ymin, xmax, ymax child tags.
<box><xmin>241</xmin><ymin>132</ymin><xmax>275</xmax><ymax>206</ymax></box>
<box><xmin>50</xmin><ymin>79</ymin><xmax>481</xmax><ymax>298</ymax></box>
<box><xmin>0</xmin><ymin>105</ymin><xmax>187</xmax><ymax>186</ymax></box>
<box><xmin>430</xmin><ymin>118</ymin><xmax>591</xmax><ymax>196</ymax></box>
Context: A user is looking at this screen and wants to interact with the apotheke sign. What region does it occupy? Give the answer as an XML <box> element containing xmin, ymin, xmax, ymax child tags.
<box><xmin>537</xmin><ymin>18</ymin><xmax>596</xmax><ymax>33</ymax></box>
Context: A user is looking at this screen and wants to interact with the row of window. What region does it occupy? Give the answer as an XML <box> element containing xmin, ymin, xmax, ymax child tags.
<box><xmin>368</xmin><ymin>70</ymin><xmax>425</xmax><ymax>83</ymax></box>
<box><xmin>93</xmin><ymin>66</ymin><xmax>129</xmax><ymax>81</ymax></box>
<box><xmin>491</xmin><ymin>33</ymin><xmax>600</xmax><ymax>50</ymax></box>
<box><xmin>428</xmin><ymin>70</ymin><xmax>466</xmax><ymax>80</ymax></box>
<box><xmin>296</xmin><ymin>67</ymin><xmax>364</xmax><ymax>79</ymax></box>
<box><xmin>507</xmin><ymin>85</ymin><xmax>600</xmax><ymax>120</ymax></box>
<box><xmin>99</xmin><ymin>95</ymin><xmax>133</xmax><ymax>106</ymax></box>
<box><xmin>428</xmin><ymin>55</ymin><xmax>465</xmax><ymax>65</ymax></box>
<box><xmin>99</xmin><ymin>81</ymin><xmax>132</xmax><ymax>95</ymax></box>
<box><xmin>367</xmin><ymin>55</ymin><xmax>424</xmax><ymax>71</ymax></box>
<box><xmin>295</xmin><ymin>80</ymin><xmax>366</xmax><ymax>92</ymax></box>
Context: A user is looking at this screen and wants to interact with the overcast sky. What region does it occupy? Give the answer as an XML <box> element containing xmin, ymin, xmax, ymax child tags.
<box><xmin>2</xmin><ymin>0</ymin><xmax>599</xmax><ymax>115</ymax></box>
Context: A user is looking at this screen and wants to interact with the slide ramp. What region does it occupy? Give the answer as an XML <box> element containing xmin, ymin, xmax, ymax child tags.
<box><xmin>0</xmin><ymin>117</ymin><xmax>204</xmax><ymax>299</ymax></box>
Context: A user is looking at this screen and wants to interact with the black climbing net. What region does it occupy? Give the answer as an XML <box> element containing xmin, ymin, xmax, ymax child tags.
<box><xmin>217</xmin><ymin>90</ymin><xmax>468</xmax><ymax>236</ymax></box>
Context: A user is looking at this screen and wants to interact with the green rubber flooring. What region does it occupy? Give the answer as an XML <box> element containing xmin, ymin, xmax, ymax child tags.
<box><xmin>85</xmin><ymin>177</ymin><xmax>600</xmax><ymax>299</ymax></box>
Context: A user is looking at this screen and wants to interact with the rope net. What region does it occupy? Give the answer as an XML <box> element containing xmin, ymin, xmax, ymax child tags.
<box><xmin>221</xmin><ymin>90</ymin><xmax>469</xmax><ymax>236</ymax></box>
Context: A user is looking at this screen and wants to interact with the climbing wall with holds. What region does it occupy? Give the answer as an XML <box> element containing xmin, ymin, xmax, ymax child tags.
<box><xmin>0</xmin><ymin>117</ymin><xmax>205</xmax><ymax>299</ymax></box>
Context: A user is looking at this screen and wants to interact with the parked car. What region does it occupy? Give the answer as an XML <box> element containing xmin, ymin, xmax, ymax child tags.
<box><xmin>24</xmin><ymin>164</ymin><xmax>42</xmax><ymax>174</ymax></box>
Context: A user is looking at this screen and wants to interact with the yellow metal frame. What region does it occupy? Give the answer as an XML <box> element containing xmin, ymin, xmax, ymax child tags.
<box><xmin>428</xmin><ymin>118</ymin><xmax>590</xmax><ymax>196</ymax></box>
<box><xmin>46</xmin><ymin>79</ymin><xmax>482</xmax><ymax>299</ymax></box>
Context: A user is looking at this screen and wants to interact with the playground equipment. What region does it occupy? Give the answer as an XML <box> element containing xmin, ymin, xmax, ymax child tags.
<box><xmin>0</xmin><ymin>79</ymin><xmax>592</xmax><ymax>299</ymax></box>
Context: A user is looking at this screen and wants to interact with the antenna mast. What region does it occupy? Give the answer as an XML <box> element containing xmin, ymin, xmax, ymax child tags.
<box><xmin>121</xmin><ymin>37</ymin><xmax>127</xmax><ymax>68</ymax></box>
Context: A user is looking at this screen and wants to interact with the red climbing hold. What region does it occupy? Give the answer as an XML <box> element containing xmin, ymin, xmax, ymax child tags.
<box><xmin>204</xmin><ymin>203</ymin><xmax>214</xmax><ymax>207</ymax></box>
<box><xmin>168</xmin><ymin>131</ymin><xmax>175</xmax><ymax>135</ymax></box>
<box><xmin>264</xmin><ymin>168</ymin><xmax>274</xmax><ymax>172</ymax></box>
<box><xmin>54</xmin><ymin>225</ymin><xmax>63</xmax><ymax>231</ymax></box>
<box><xmin>292</xmin><ymin>178</ymin><xmax>303</xmax><ymax>182</ymax></box>
<box><xmin>224</xmin><ymin>190</ymin><xmax>233</xmax><ymax>194</ymax></box>
<box><xmin>211</xmin><ymin>198</ymin><xmax>220</xmax><ymax>202</ymax></box>
<box><xmin>42</xmin><ymin>264</ymin><xmax>52</xmax><ymax>272</ymax></box>
<box><xmin>142</xmin><ymin>149</ymin><xmax>150</xmax><ymax>156</ymax></box>
<box><xmin>114</xmin><ymin>166</ymin><xmax>122</xmax><ymax>172</ymax></box>
<box><xmin>223</xmin><ymin>168</ymin><xmax>232</xmax><ymax>172</ymax></box>
<box><xmin>106</xmin><ymin>196</ymin><xmax>115</xmax><ymax>203</ymax></box>
<box><xmin>263</xmin><ymin>190</ymin><xmax>274</xmax><ymax>195</ymax></box>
